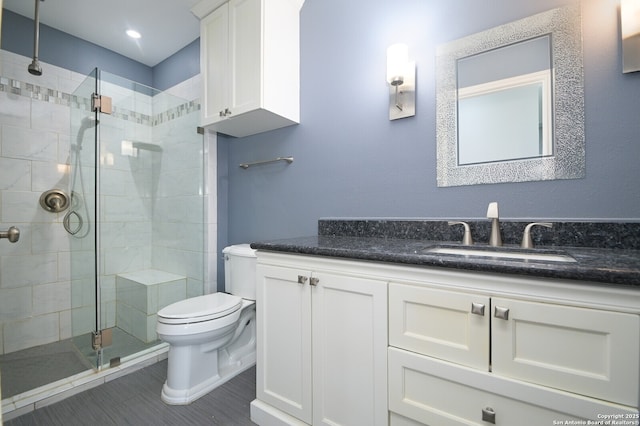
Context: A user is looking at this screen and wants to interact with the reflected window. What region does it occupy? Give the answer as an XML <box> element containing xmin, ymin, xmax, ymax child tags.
<box><xmin>456</xmin><ymin>35</ymin><xmax>552</xmax><ymax>165</ymax></box>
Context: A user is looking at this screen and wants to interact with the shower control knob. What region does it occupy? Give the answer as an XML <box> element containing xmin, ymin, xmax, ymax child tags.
<box><xmin>40</xmin><ymin>189</ymin><xmax>70</xmax><ymax>213</ymax></box>
<box><xmin>0</xmin><ymin>226</ymin><xmax>20</xmax><ymax>243</ymax></box>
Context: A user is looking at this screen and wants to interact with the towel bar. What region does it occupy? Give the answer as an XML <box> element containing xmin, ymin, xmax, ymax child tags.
<box><xmin>239</xmin><ymin>156</ymin><xmax>294</xmax><ymax>169</ymax></box>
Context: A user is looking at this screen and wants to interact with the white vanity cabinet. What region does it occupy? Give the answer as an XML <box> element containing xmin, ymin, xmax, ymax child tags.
<box><xmin>389</xmin><ymin>280</ymin><xmax>640</xmax><ymax>425</ymax></box>
<box><xmin>251</xmin><ymin>253</ymin><xmax>388</xmax><ymax>426</ymax></box>
<box><xmin>194</xmin><ymin>0</ymin><xmax>300</xmax><ymax>137</ymax></box>
<box><xmin>251</xmin><ymin>250</ymin><xmax>640</xmax><ymax>426</ymax></box>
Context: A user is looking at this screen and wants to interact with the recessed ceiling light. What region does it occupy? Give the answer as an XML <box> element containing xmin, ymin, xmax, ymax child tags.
<box><xmin>126</xmin><ymin>30</ymin><xmax>141</xmax><ymax>39</ymax></box>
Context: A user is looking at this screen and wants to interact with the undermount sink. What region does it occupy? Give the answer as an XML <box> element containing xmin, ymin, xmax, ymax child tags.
<box><xmin>423</xmin><ymin>246</ymin><xmax>577</xmax><ymax>263</ymax></box>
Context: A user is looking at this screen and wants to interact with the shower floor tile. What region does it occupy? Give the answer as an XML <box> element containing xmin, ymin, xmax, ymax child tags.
<box><xmin>1</xmin><ymin>328</ymin><xmax>160</xmax><ymax>400</ymax></box>
<box><xmin>0</xmin><ymin>340</ymin><xmax>90</xmax><ymax>399</ymax></box>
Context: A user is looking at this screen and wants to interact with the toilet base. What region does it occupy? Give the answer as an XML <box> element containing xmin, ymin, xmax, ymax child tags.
<box><xmin>160</xmin><ymin>303</ymin><xmax>257</xmax><ymax>405</ymax></box>
<box><xmin>161</xmin><ymin>350</ymin><xmax>256</xmax><ymax>405</ymax></box>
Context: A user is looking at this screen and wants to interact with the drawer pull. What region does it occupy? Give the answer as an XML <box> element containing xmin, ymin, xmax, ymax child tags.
<box><xmin>482</xmin><ymin>407</ymin><xmax>496</xmax><ymax>424</ymax></box>
<box><xmin>309</xmin><ymin>277</ymin><xmax>320</xmax><ymax>286</ymax></box>
<box><xmin>494</xmin><ymin>306</ymin><xmax>510</xmax><ymax>320</ymax></box>
<box><xmin>297</xmin><ymin>275</ymin><xmax>308</xmax><ymax>285</ymax></box>
<box><xmin>471</xmin><ymin>302</ymin><xmax>485</xmax><ymax>316</ymax></box>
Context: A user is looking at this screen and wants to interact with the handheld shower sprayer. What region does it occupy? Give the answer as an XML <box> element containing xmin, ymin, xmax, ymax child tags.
<box><xmin>73</xmin><ymin>116</ymin><xmax>98</xmax><ymax>151</ymax></box>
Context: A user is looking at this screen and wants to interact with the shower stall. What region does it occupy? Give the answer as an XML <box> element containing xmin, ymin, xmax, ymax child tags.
<box><xmin>0</xmin><ymin>67</ymin><xmax>205</xmax><ymax>402</ymax></box>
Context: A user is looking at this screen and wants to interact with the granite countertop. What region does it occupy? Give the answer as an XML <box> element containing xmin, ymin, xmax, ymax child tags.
<box><xmin>250</xmin><ymin>220</ymin><xmax>640</xmax><ymax>288</ymax></box>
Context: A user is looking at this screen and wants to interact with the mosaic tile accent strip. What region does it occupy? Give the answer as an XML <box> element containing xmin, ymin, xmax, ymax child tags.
<box><xmin>0</xmin><ymin>76</ymin><xmax>74</xmax><ymax>106</ymax></box>
<box><xmin>0</xmin><ymin>75</ymin><xmax>200</xmax><ymax>127</ymax></box>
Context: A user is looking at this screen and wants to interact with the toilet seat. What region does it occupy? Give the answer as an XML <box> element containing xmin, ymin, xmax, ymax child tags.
<box><xmin>157</xmin><ymin>293</ymin><xmax>242</xmax><ymax>325</ymax></box>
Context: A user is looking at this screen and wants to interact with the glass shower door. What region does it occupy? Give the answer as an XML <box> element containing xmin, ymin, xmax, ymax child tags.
<box><xmin>68</xmin><ymin>69</ymin><xmax>100</xmax><ymax>368</ymax></box>
<box><xmin>69</xmin><ymin>69</ymin><xmax>205</xmax><ymax>370</ymax></box>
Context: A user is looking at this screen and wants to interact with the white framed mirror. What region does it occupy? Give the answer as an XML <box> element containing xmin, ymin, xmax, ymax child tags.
<box><xmin>436</xmin><ymin>5</ymin><xmax>585</xmax><ymax>187</ymax></box>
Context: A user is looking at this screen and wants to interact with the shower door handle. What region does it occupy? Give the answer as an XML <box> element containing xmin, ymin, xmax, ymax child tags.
<box><xmin>0</xmin><ymin>226</ymin><xmax>20</xmax><ymax>243</ymax></box>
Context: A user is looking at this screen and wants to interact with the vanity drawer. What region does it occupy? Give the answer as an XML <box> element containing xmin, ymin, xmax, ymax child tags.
<box><xmin>388</xmin><ymin>347</ymin><xmax>638</xmax><ymax>426</ymax></box>
<box><xmin>389</xmin><ymin>283</ymin><xmax>490</xmax><ymax>370</ymax></box>
<box><xmin>492</xmin><ymin>297</ymin><xmax>640</xmax><ymax>407</ymax></box>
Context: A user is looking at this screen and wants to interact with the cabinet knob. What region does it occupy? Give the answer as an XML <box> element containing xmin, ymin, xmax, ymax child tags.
<box><xmin>482</xmin><ymin>407</ymin><xmax>496</xmax><ymax>424</ymax></box>
<box><xmin>224</xmin><ymin>108</ymin><xmax>232</xmax><ymax>116</ymax></box>
<box><xmin>494</xmin><ymin>306</ymin><xmax>510</xmax><ymax>320</ymax></box>
<box><xmin>297</xmin><ymin>275</ymin><xmax>308</xmax><ymax>285</ymax></box>
<box><xmin>471</xmin><ymin>302</ymin><xmax>485</xmax><ymax>316</ymax></box>
<box><xmin>309</xmin><ymin>277</ymin><xmax>319</xmax><ymax>286</ymax></box>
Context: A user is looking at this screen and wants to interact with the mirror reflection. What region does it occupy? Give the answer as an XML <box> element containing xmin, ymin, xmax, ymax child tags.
<box><xmin>457</xmin><ymin>35</ymin><xmax>553</xmax><ymax>165</ymax></box>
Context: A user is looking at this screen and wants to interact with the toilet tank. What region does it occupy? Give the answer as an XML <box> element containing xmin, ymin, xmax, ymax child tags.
<box><xmin>223</xmin><ymin>244</ymin><xmax>257</xmax><ymax>300</ymax></box>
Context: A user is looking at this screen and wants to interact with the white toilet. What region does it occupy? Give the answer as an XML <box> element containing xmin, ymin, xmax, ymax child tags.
<box><xmin>156</xmin><ymin>244</ymin><xmax>257</xmax><ymax>405</ymax></box>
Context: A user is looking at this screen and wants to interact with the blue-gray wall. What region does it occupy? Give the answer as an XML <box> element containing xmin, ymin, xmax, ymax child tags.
<box><xmin>0</xmin><ymin>9</ymin><xmax>197</xmax><ymax>90</ymax></box>
<box><xmin>152</xmin><ymin>39</ymin><xmax>200</xmax><ymax>91</ymax></box>
<box><xmin>220</xmin><ymin>0</ymin><xmax>640</xmax><ymax>249</ymax></box>
<box><xmin>4</xmin><ymin>1</ymin><xmax>640</xmax><ymax>254</ymax></box>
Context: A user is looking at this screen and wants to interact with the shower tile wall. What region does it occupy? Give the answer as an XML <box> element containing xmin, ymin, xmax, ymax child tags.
<box><xmin>0</xmin><ymin>49</ymin><xmax>215</xmax><ymax>356</ymax></box>
<box><xmin>0</xmin><ymin>50</ymin><xmax>78</xmax><ymax>355</ymax></box>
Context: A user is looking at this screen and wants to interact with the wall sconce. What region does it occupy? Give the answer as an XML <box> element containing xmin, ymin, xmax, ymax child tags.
<box><xmin>386</xmin><ymin>43</ymin><xmax>416</xmax><ymax>120</ymax></box>
<box><xmin>621</xmin><ymin>0</ymin><xmax>640</xmax><ymax>73</ymax></box>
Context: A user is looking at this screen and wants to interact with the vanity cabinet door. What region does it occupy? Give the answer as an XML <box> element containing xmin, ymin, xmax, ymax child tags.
<box><xmin>389</xmin><ymin>283</ymin><xmax>490</xmax><ymax>370</ymax></box>
<box><xmin>255</xmin><ymin>263</ymin><xmax>312</xmax><ymax>424</ymax></box>
<box><xmin>491</xmin><ymin>297</ymin><xmax>640</xmax><ymax>407</ymax></box>
<box><xmin>312</xmin><ymin>272</ymin><xmax>388</xmax><ymax>426</ymax></box>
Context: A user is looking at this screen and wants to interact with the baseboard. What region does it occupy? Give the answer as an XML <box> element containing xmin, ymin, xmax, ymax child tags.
<box><xmin>250</xmin><ymin>399</ymin><xmax>309</xmax><ymax>426</ymax></box>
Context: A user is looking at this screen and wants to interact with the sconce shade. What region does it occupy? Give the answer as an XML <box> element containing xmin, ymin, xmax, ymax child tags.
<box><xmin>387</xmin><ymin>43</ymin><xmax>408</xmax><ymax>85</ymax></box>
<box><xmin>622</xmin><ymin>0</ymin><xmax>640</xmax><ymax>73</ymax></box>
<box><xmin>386</xmin><ymin>43</ymin><xmax>416</xmax><ymax>120</ymax></box>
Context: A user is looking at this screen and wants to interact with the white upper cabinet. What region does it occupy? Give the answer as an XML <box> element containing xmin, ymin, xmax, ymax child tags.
<box><xmin>193</xmin><ymin>0</ymin><xmax>301</xmax><ymax>137</ymax></box>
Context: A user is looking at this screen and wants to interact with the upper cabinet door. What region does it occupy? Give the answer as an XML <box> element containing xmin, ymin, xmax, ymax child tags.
<box><xmin>201</xmin><ymin>3</ymin><xmax>229</xmax><ymax>125</ymax></box>
<box><xmin>228</xmin><ymin>0</ymin><xmax>262</xmax><ymax>116</ymax></box>
<box><xmin>197</xmin><ymin>0</ymin><xmax>300</xmax><ymax>137</ymax></box>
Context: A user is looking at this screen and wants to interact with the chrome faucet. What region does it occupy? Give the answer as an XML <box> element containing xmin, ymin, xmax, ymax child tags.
<box><xmin>448</xmin><ymin>221</ymin><xmax>473</xmax><ymax>245</ymax></box>
<box><xmin>487</xmin><ymin>202</ymin><xmax>502</xmax><ymax>247</ymax></box>
<box><xmin>521</xmin><ymin>222</ymin><xmax>553</xmax><ymax>249</ymax></box>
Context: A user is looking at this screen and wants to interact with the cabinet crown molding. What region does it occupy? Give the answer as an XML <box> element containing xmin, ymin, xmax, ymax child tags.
<box><xmin>192</xmin><ymin>0</ymin><xmax>304</xmax><ymax>19</ymax></box>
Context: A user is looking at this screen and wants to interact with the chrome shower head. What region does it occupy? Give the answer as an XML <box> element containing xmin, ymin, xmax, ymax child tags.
<box><xmin>28</xmin><ymin>59</ymin><xmax>42</xmax><ymax>76</ymax></box>
<box><xmin>28</xmin><ymin>0</ymin><xmax>44</xmax><ymax>76</ymax></box>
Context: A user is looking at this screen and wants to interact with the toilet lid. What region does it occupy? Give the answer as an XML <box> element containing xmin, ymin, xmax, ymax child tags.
<box><xmin>157</xmin><ymin>293</ymin><xmax>242</xmax><ymax>324</ymax></box>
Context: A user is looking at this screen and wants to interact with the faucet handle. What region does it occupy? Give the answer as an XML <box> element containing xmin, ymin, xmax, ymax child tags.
<box><xmin>520</xmin><ymin>222</ymin><xmax>553</xmax><ymax>249</ymax></box>
<box><xmin>486</xmin><ymin>202</ymin><xmax>499</xmax><ymax>219</ymax></box>
<box><xmin>448</xmin><ymin>221</ymin><xmax>473</xmax><ymax>246</ymax></box>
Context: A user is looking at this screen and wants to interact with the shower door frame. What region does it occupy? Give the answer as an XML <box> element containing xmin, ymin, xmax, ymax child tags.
<box><xmin>69</xmin><ymin>68</ymin><xmax>105</xmax><ymax>369</ymax></box>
